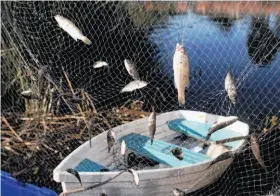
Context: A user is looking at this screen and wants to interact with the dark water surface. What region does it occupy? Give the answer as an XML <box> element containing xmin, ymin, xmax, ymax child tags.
<box><xmin>149</xmin><ymin>11</ymin><xmax>280</xmax><ymax>131</ymax></box>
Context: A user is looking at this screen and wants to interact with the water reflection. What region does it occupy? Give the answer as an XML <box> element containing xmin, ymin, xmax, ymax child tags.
<box><xmin>247</xmin><ymin>16</ymin><xmax>280</xmax><ymax>65</ymax></box>
<box><xmin>148</xmin><ymin>2</ymin><xmax>280</xmax><ymax>129</ymax></box>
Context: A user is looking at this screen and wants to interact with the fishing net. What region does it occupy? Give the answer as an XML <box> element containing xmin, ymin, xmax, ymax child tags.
<box><xmin>1</xmin><ymin>1</ymin><xmax>280</xmax><ymax>195</ymax></box>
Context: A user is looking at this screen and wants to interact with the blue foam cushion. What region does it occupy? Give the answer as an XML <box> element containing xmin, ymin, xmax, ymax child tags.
<box><xmin>75</xmin><ymin>159</ymin><xmax>106</xmax><ymax>172</ymax></box>
<box><xmin>168</xmin><ymin>118</ymin><xmax>242</xmax><ymax>148</ymax></box>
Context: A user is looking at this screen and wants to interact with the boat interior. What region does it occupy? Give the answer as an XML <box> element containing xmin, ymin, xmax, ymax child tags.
<box><xmin>74</xmin><ymin>118</ymin><xmax>244</xmax><ymax>173</ymax></box>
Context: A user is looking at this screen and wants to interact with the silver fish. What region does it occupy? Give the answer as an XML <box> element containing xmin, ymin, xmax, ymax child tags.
<box><xmin>88</xmin><ymin>117</ymin><xmax>95</xmax><ymax>148</ymax></box>
<box><xmin>21</xmin><ymin>90</ymin><xmax>41</xmax><ymax>100</ymax></box>
<box><xmin>225</xmin><ymin>70</ymin><xmax>237</xmax><ymax>105</ymax></box>
<box><xmin>38</xmin><ymin>66</ymin><xmax>47</xmax><ymax>96</ymax></box>
<box><xmin>128</xmin><ymin>168</ymin><xmax>139</xmax><ymax>186</ymax></box>
<box><xmin>205</xmin><ymin>116</ymin><xmax>238</xmax><ymax>141</ymax></box>
<box><xmin>107</xmin><ymin>129</ymin><xmax>116</xmax><ymax>153</ymax></box>
<box><xmin>148</xmin><ymin>106</ymin><xmax>156</xmax><ymax>145</ymax></box>
<box><xmin>171</xmin><ymin>147</ymin><xmax>184</xmax><ymax>160</ymax></box>
<box><xmin>66</xmin><ymin>168</ymin><xmax>82</xmax><ymax>186</ymax></box>
<box><xmin>54</xmin><ymin>14</ymin><xmax>92</xmax><ymax>45</ymax></box>
<box><xmin>121</xmin><ymin>140</ymin><xmax>126</xmax><ymax>156</ymax></box>
<box><xmin>93</xmin><ymin>61</ymin><xmax>108</xmax><ymax>68</ymax></box>
<box><xmin>173</xmin><ymin>43</ymin><xmax>190</xmax><ymax>106</ymax></box>
<box><xmin>124</xmin><ymin>59</ymin><xmax>140</xmax><ymax>80</ymax></box>
<box><xmin>120</xmin><ymin>80</ymin><xmax>148</xmax><ymax>93</ymax></box>
<box><xmin>173</xmin><ymin>188</ymin><xmax>185</xmax><ymax>196</ymax></box>
<box><xmin>250</xmin><ymin>133</ymin><xmax>268</xmax><ymax>172</ymax></box>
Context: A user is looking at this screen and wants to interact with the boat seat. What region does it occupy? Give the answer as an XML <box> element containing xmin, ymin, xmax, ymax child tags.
<box><xmin>119</xmin><ymin>133</ymin><xmax>211</xmax><ymax>167</ymax></box>
<box><xmin>167</xmin><ymin>118</ymin><xmax>242</xmax><ymax>148</ymax></box>
<box><xmin>75</xmin><ymin>158</ymin><xmax>108</xmax><ymax>172</ymax></box>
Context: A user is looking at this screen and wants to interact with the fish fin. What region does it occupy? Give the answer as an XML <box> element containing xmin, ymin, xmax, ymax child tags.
<box><xmin>81</xmin><ymin>36</ymin><xmax>92</xmax><ymax>45</ymax></box>
<box><xmin>178</xmin><ymin>90</ymin><xmax>185</xmax><ymax>106</ymax></box>
<box><xmin>151</xmin><ymin>138</ymin><xmax>153</xmax><ymax>145</ymax></box>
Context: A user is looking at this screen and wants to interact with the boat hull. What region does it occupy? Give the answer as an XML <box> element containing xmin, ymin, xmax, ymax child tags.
<box><xmin>61</xmin><ymin>158</ymin><xmax>232</xmax><ymax>196</ymax></box>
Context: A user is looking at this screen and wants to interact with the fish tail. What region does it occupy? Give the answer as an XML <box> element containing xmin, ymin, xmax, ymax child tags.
<box><xmin>81</xmin><ymin>36</ymin><xmax>92</xmax><ymax>45</ymax></box>
<box><xmin>178</xmin><ymin>89</ymin><xmax>185</xmax><ymax>106</ymax></box>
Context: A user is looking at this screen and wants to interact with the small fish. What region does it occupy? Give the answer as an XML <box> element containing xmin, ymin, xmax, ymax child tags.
<box><xmin>66</xmin><ymin>168</ymin><xmax>82</xmax><ymax>186</ymax></box>
<box><xmin>173</xmin><ymin>188</ymin><xmax>185</xmax><ymax>196</ymax></box>
<box><xmin>21</xmin><ymin>90</ymin><xmax>41</xmax><ymax>100</ymax></box>
<box><xmin>98</xmin><ymin>193</ymin><xmax>108</xmax><ymax>196</ymax></box>
<box><xmin>88</xmin><ymin>117</ymin><xmax>95</xmax><ymax>148</ymax></box>
<box><xmin>148</xmin><ymin>106</ymin><xmax>156</xmax><ymax>145</ymax></box>
<box><xmin>250</xmin><ymin>133</ymin><xmax>268</xmax><ymax>172</ymax></box>
<box><xmin>173</xmin><ymin>43</ymin><xmax>190</xmax><ymax>106</ymax></box>
<box><xmin>206</xmin><ymin>151</ymin><xmax>235</xmax><ymax>169</ymax></box>
<box><xmin>93</xmin><ymin>61</ymin><xmax>108</xmax><ymax>68</ymax></box>
<box><xmin>120</xmin><ymin>80</ymin><xmax>148</xmax><ymax>93</ymax></box>
<box><xmin>171</xmin><ymin>147</ymin><xmax>184</xmax><ymax>160</ymax></box>
<box><xmin>205</xmin><ymin>116</ymin><xmax>238</xmax><ymax>141</ymax></box>
<box><xmin>38</xmin><ymin>66</ymin><xmax>47</xmax><ymax>96</ymax></box>
<box><xmin>128</xmin><ymin>168</ymin><xmax>139</xmax><ymax>186</ymax></box>
<box><xmin>54</xmin><ymin>14</ymin><xmax>92</xmax><ymax>45</ymax></box>
<box><xmin>121</xmin><ymin>140</ymin><xmax>126</xmax><ymax>156</ymax></box>
<box><xmin>107</xmin><ymin>129</ymin><xmax>116</xmax><ymax>153</ymax></box>
<box><xmin>124</xmin><ymin>59</ymin><xmax>140</xmax><ymax>80</ymax></box>
<box><xmin>225</xmin><ymin>69</ymin><xmax>237</xmax><ymax>105</ymax></box>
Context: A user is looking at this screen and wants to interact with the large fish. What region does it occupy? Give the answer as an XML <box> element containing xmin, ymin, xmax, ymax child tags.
<box><xmin>54</xmin><ymin>14</ymin><xmax>92</xmax><ymax>45</ymax></box>
<box><xmin>124</xmin><ymin>59</ymin><xmax>140</xmax><ymax>80</ymax></box>
<box><xmin>250</xmin><ymin>133</ymin><xmax>268</xmax><ymax>172</ymax></box>
<box><xmin>148</xmin><ymin>106</ymin><xmax>156</xmax><ymax>145</ymax></box>
<box><xmin>205</xmin><ymin>116</ymin><xmax>238</xmax><ymax>141</ymax></box>
<box><xmin>225</xmin><ymin>69</ymin><xmax>237</xmax><ymax>105</ymax></box>
<box><xmin>107</xmin><ymin>129</ymin><xmax>116</xmax><ymax>153</ymax></box>
<box><xmin>173</xmin><ymin>43</ymin><xmax>190</xmax><ymax>106</ymax></box>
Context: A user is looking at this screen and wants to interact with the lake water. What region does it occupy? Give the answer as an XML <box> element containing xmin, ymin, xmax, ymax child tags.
<box><xmin>149</xmin><ymin>11</ymin><xmax>280</xmax><ymax>130</ymax></box>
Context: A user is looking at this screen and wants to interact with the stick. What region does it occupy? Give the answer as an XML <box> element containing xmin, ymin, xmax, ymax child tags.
<box><xmin>59</xmin><ymin>170</ymin><xmax>126</xmax><ymax>196</ymax></box>
<box><xmin>2</xmin><ymin>117</ymin><xmax>23</xmax><ymax>142</ymax></box>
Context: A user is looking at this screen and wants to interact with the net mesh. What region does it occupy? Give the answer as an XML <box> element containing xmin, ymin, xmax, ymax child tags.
<box><xmin>1</xmin><ymin>1</ymin><xmax>280</xmax><ymax>195</ymax></box>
